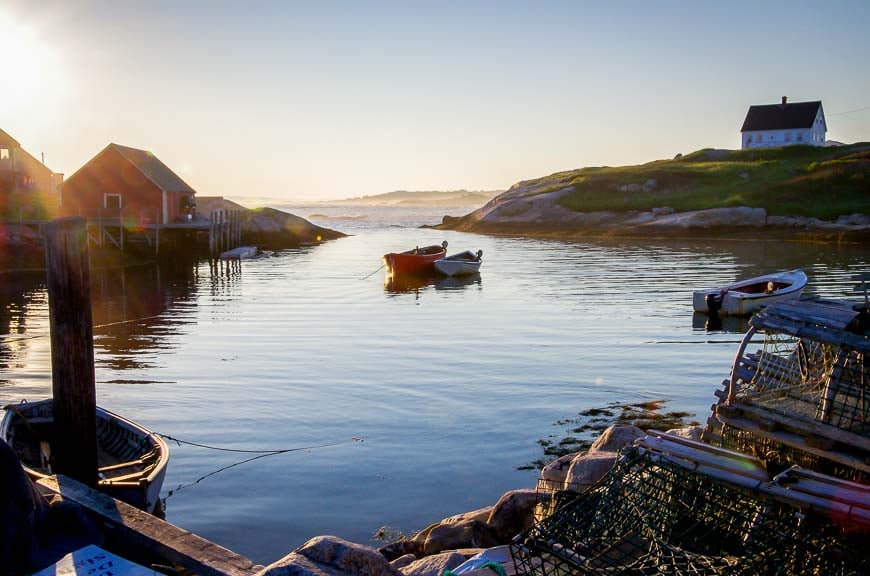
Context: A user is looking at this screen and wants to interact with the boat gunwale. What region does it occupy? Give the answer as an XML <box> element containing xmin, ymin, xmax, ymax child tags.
<box><xmin>0</xmin><ymin>399</ymin><xmax>170</xmax><ymax>488</ymax></box>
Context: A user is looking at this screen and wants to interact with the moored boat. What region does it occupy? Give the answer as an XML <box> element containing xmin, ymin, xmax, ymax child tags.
<box><xmin>1</xmin><ymin>399</ymin><xmax>169</xmax><ymax>514</ymax></box>
<box><xmin>692</xmin><ymin>268</ymin><xmax>807</xmax><ymax>316</ymax></box>
<box><xmin>434</xmin><ymin>250</ymin><xmax>483</xmax><ymax>276</ymax></box>
<box><xmin>383</xmin><ymin>241</ymin><xmax>447</xmax><ymax>275</ymax></box>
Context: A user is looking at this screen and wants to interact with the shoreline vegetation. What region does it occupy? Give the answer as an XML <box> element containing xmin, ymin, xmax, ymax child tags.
<box><xmin>434</xmin><ymin>144</ymin><xmax>870</xmax><ymax>243</ymax></box>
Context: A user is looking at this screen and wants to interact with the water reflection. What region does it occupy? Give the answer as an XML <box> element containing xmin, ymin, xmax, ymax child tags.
<box><xmin>383</xmin><ymin>272</ymin><xmax>483</xmax><ymax>295</ymax></box>
<box><xmin>434</xmin><ymin>273</ymin><xmax>482</xmax><ymax>291</ymax></box>
<box><xmin>91</xmin><ymin>261</ymin><xmax>200</xmax><ymax>371</ymax></box>
<box><xmin>691</xmin><ymin>312</ymin><xmax>751</xmax><ymax>334</ymax></box>
<box><xmin>384</xmin><ymin>272</ymin><xmax>436</xmax><ymax>295</ymax></box>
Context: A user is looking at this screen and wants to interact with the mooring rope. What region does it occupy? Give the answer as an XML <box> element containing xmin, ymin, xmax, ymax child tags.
<box><xmin>359</xmin><ymin>264</ymin><xmax>385</xmax><ymax>280</ymax></box>
<box><xmin>159</xmin><ymin>435</ymin><xmax>365</xmax><ymax>500</ymax></box>
<box><xmin>156</xmin><ymin>432</ymin><xmax>362</xmax><ymax>454</ymax></box>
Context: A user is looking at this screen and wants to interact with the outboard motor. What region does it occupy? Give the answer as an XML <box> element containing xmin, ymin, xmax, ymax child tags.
<box><xmin>705</xmin><ymin>292</ymin><xmax>723</xmax><ymax>316</ymax></box>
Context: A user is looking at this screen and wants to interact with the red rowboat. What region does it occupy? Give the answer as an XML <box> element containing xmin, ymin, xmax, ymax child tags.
<box><xmin>383</xmin><ymin>242</ymin><xmax>447</xmax><ymax>275</ymax></box>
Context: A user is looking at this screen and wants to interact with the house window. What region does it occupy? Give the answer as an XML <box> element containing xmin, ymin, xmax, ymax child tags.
<box><xmin>785</xmin><ymin>133</ymin><xmax>792</xmax><ymax>142</ymax></box>
<box><xmin>755</xmin><ymin>134</ymin><xmax>762</xmax><ymax>142</ymax></box>
<box><xmin>797</xmin><ymin>133</ymin><xmax>803</xmax><ymax>142</ymax></box>
<box><xmin>0</xmin><ymin>149</ymin><xmax>8</xmax><ymax>160</ymax></box>
<box><xmin>104</xmin><ymin>194</ymin><xmax>122</xmax><ymax>210</ymax></box>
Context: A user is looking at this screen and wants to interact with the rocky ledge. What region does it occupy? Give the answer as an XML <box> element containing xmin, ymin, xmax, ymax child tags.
<box><xmin>433</xmin><ymin>183</ymin><xmax>870</xmax><ymax>243</ymax></box>
<box><xmin>256</xmin><ymin>423</ymin><xmax>702</xmax><ymax>576</ymax></box>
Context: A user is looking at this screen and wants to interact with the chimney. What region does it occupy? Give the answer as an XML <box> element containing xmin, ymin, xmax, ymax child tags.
<box><xmin>781</xmin><ymin>96</ymin><xmax>788</xmax><ymax>105</ymax></box>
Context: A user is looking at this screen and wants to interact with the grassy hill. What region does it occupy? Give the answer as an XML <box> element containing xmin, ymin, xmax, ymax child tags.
<box><xmin>523</xmin><ymin>144</ymin><xmax>869</xmax><ymax>220</ymax></box>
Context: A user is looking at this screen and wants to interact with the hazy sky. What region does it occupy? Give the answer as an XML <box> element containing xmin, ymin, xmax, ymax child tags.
<box><xmin>2</xmin><ymin>0</ymin><xmax>869</xmax><ymax>201</ymax></box>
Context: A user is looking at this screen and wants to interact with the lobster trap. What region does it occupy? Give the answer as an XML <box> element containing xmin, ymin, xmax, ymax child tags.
<box><xmin>704</xmin><ymin>298</ymin><xmax>869</xmax><ymax>483</ymax></box>
<box><xmin>511</xmin><ymin>437</ymin><xmax>869</xmax><ymax>576</ymax></box>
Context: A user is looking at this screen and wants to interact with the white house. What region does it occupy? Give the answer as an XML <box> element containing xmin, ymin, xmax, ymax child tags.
<box><xmin>740</xmin><ymin>97</ymin><xmax>826</xmax><ymax>149</ymax></box>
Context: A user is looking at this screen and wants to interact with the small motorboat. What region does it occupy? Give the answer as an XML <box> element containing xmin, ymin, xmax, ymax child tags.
<box><xmin>383</xmin><ymin>241</ymin><xmax>447</xmax><ymax>275</ymax></box>
<box><xmin>1</xmin><ymin>399</ymin><xmax>169</xmax><ymax>514</ymax></box>
<box><xmin>692</xmin><ymin>268</ymin><xmax>808</xmax><ymax>316</ymax></box>
<box><xmin>434</xmin><ymin>250</ymin><xmax>483</xmax><ymax>276</ymax></box>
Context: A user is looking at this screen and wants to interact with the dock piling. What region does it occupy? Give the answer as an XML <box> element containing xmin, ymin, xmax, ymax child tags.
<box><xmin>43</xmin><ymin>216</ymin><xmax>98</xmax><ymax>488</ymax></box>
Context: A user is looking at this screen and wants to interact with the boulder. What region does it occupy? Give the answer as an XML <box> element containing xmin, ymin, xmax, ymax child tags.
<box><xmin>296</xmin><ymin>535</ymin><xmax>400</xmax><ymax>576</ymax></box>
<box><xmin>541</xmin><ymin>452</ymin><xmax>581</xmax><ymax>485</ymax></box>
<box><xmin>257</xmin><ymin>551</ymin><xmax>349</xmax><ymax>576</ymax></box>
<box><xmin>589</xmin><ymin>425</ymin><xmax>645</xmax><ymax>453</ymax></box>
<box><xmin>389</xmin><ymin>554</ymin><xmax>417</xmax><ymax>571</ymax></box>
<box><xmin>379</xmin><ymin>539</ymin><xmax>425</xmax><ymax>561</ymax></box>
<box><xmin>422</xmin><ymin>519</ymin><xmax>497</xmax><ymax>556</ymax></box>
<box><xmin>485</xmin><ymin>489</ymin><xmax>538</xmax><ymax>543</ymax></box>
<box><xmin>242</xmin><ymin>207</ymin><xmax>345</xmax><ymax>248</ymax></box>
<box><xmin>400</xmin><ymin>552</ymin><xmax>465</xmax><ymax>576</ymax></box>
<box><xmin>442</xmin><ymin>507</ymin><xmax>492</xmax><ymax>526</ymax></box>
<box><xmin>564</xmin><ymin>451</ymin><xmax>618</xmax><ymax>491</ymax></box>
<box><xmin>664</xmin><ymin>426</ymin><xmax>704</xmax><ymax>441</ymax></box>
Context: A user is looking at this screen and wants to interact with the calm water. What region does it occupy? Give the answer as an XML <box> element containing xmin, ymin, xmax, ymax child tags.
<box><xmin>1</xmin><ymin>204</ymin><xmax>867</xmax><ymax>564</ymax></box>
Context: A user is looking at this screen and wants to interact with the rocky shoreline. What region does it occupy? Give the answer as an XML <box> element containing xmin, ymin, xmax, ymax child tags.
<box><xmin>0</xmin><ymin>206</ymin><xmax>344</xmax><ymax>272</ymax></box>
<box><xmin>432</xmin><ymin>183</ymin><xmax>870</xmax><ymax>243</ymax></box>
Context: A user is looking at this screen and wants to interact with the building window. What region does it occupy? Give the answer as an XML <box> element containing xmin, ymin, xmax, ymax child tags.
<box><xmin>770</xmin><ymin>135</ymin><xmax>774</xmax><ymax>140</ymax></box>
<box><xmin>797</xmin><ymin>133</ymin><xmax>803</xmax><ymax>142</ymax></box>
<box><xmin>755</xmin><ymin>134</ymin><xmax>762</xmax><ymax>142</ymax></box>
<box><xmin>0</xmin><ymin>149</ymin><xmax>8</xmax><ymax>160</ymax></box>
<box><xmin>785</xmin><ymin>133</ymin><xmax>792</xmax><ymax>142</ymax></box>
<box><xmin>104</xmin><ymin>194</ymin><xmax>122</xmax><ymax>210</ymax></box>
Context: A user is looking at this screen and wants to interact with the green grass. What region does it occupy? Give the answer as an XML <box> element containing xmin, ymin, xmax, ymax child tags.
<box><xmin>549</xmin><ymin>144</ymin><xmax>870</xmax><ymax>219</ymax></box>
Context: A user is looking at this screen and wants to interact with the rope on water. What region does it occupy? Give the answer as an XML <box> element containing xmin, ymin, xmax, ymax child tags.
<box><xmin>359</xmin><ymin>264</ymin><xmax>385</xmax><ymax>280</ymax></box>
<box><xmin>160</xmin><ymin>435</ymin><xmax>365</xmax><ymax>500</ymax></box>
<box><xmin>156</xmin><ymin>433</ymin><xmax>363</xmax><ymax>454</ymax></box>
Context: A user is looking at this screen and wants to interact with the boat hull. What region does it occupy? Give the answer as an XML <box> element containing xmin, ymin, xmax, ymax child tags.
<box><xmin>692</xmin><ymin>269</ymin><xmax>808</xmax><ymax>316</ymax></box>
<box><xmin>434</xmin><ymin>250</ymin><xmax>483</xmax><ymax>276</ymax></box>
<box><xmin>1</xmin><ymin>399</ymin><xmax>169</xmax><ymax>514</ymax></box>
<box><xmin>383</xmin><ymin>245</ymin><xmax>446</xmax><ymax>275</ymax></box>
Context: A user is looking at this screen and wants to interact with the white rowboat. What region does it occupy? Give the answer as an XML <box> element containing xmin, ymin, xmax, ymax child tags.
<box><xmin>1</xmin><ymin>399</ymin><xmax>169</xmax><ymax>514</ymax></box>
<box><xmin>434</xmin><ymin>250</ymin><xmax>483</xmax><ymax>276</ymax></box>
<box><xmin>692</xmin><ymin>268</ymin><xmax>808</xmax><ymax>316</ymax></box>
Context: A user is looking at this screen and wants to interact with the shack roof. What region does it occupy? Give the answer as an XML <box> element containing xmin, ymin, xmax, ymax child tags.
<box><xmin>740</xmin><ymin>101</ymin><xmax>823</xmax><ymax>132</ymax></box>
<box><xmin>0</xmin><ymin>128</ymin><xmax>22</xmax><ymax>148</ymax></box>
<box><xmin>108</xmin><ymin>143</ymin><xmax>196</xmax><ymax>195</ymax></box>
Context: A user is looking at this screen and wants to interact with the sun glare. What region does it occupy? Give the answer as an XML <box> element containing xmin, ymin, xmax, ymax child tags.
<box><xmin>0</xmin><ymin>11</ymin><xmax>67</xmax><ymax>116</ymax></box>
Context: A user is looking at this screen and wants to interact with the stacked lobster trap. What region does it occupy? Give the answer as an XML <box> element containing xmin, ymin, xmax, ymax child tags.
<box><xmin>512</xmin><ymin>298</ymin><xmax>870</xmax><ymax>575</ymax></box>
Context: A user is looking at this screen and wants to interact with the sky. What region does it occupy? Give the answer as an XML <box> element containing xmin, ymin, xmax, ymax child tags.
<box><xmin>2</xmin><ymin>0</ymin><xmax>869</xmax><ymax>201</ymax></box>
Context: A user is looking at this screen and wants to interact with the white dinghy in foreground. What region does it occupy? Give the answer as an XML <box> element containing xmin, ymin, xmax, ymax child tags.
<box><xmin>692</xmin><ymin>268</ymin><xmax>808</xmax><ymax>316</ymax></box>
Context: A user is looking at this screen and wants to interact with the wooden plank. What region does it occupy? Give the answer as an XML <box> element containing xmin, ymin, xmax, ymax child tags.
<box><xmin>759</xmin><ymin>299</ymin><xmax>863</xmax><ymax>328</ymax></box>
<box><xmin>713</xmin><ymin>414</ymin><xmax>870</xmax><ymax>474</ymax></box>
<box><xmin>753</xmin><ymin>317</ymin><xmax>870</xmax><ymax>352</ymax></box>
<box><xmin>44</xmin><ymin>217</ymin><xmax>98</xmax><ymax>488</ymax></box>
<box><xmin>731</xmin><ymin>401</ymin><xmax>870</xmax><ymax>452</ymax></box>
<box><xmin>36</xmin><ymin>475</ymin><xmax>263</xmax><ymax>576</ymax></box>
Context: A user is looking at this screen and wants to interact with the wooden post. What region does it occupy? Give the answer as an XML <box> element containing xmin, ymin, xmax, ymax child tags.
<box><xmin>44</xmin><ymin>217</ymin><xmax>98</xmax><ymax>488</ymax></box>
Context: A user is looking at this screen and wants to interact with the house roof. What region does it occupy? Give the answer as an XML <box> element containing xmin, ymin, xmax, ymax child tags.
<box><xmin>107</xmin><ymin>143</ymin><xmax>196</xmax><ymax>194</ymax></box>
<box><xmin>0</xmin><ymin>128</ymin><xmax>22</xmax><ymax>148</ymax></box>
<box><xmin>740</xmin><ymin>101</ymin><xmax>823</xmax><ymax>132</ymax></box>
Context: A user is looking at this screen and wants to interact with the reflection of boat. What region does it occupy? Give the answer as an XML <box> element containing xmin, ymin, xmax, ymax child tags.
<box><xmin>1</xmin><ymin>399</ymin><xmax>169</xmax><ymax>514</ymax></box>
<box><xmin>384</xmin><ymin>273</ymin><xmax>436</xmax><ymax>294</ymax></box>
<box><xmin>692</xmin><ymin>312</ymin><xmax>751</xmax><ymax>333</ymax></box>
<box><xmin>434</xmin><ymin>250</ymin><xmax>483</xmax><ymax>276</ymax></box>
<box><xmin>692</xmin><ymin>269</ymin><xmax>807</xmax><ymax>316</ymax></box>
<box><xmin>383</xmin><ymin>242</ymin><xmax>447</xmax><ymax>275</ymax></box>
<box><xmin>434</xmin><ymin>274</ymin><xmax>482</xmax><ymax>291</ymax></box>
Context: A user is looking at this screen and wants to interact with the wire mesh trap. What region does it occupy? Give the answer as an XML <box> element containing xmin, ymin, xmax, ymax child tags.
<box><xmin>511</xmin><ymin>447</ymin><xmax>869</xmax><ymax>575</ymax></box>
<box><xmin>705</xmin><ymin>299</ymin><xmax>869</xmax><ymax>483</ymax></box>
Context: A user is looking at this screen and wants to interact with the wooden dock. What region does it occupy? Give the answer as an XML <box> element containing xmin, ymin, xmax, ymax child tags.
<box><xmin>36</xmin><ymin>475</ymin><xmax>263</xmax><ymax>576</ymax></box>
